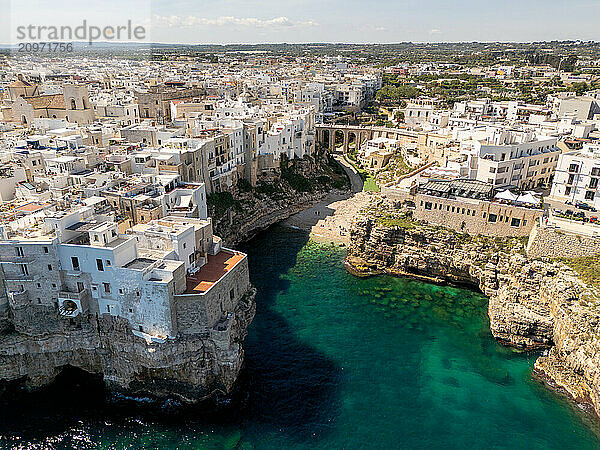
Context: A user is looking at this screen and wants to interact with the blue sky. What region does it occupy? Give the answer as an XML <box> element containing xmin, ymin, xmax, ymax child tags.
<box><xmin>2</xmin><ymin>0</ymin><xmax>600</xmax><ymax>44</ymax></box>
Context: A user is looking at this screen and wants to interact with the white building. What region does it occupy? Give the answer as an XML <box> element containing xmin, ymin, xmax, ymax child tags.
<box><xmin>550</xmin><ymin>143</ymin><xmax>600</xmax><ymax>208</ymax></box>
<box><xmin>465</xmin><ymin>129</ymin><xmax>561</xmax><ymax>189</ymax></box>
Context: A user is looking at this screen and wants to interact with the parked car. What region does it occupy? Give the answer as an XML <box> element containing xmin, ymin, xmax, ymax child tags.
<box><xmin>575</xmin><ymin>202</ymin><xmax>591</xmax><ymax>211</ymax></box>
<box><xmin>590</xmin><ymin>216</ymin><xmax>598</xmax><ymax>224</ymax></box>
<box><xmin>565</xmin><ymin>210</ymin><xmax>574</xmax><ymax>216</ymax></box>
<box><xmin>574</xmin><ymin>211</ymin><xmax>586</xmax><ymax>219</ymax></box>
<box><xmin>575</xmin><ymin>201</ymin><xmax>596</xmax><ymax>211</ymax></box>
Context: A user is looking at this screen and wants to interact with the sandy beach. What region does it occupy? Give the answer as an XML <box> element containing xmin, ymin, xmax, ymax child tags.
<box><xmin>283</xmin><ymin>190</ymin><xmax>371</xmax><ymax>245</ymax></box>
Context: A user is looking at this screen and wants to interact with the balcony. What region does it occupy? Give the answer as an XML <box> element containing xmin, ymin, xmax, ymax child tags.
<box><xmin>0</xmin><ymin>255</ymin><xmax>35</xmax><ymax>264</ymax></box>
<box><xmin>8</xmin><ymin>290</ymin><xmax>29</xmax><ymax>304</ymax></box>
<box><xmin>58</xmin><ymin>289</ymin><xmax>90</xmax><ymax>317</ymax></box>
<box><xmin>59</xmin><ymin>289</ymin><xmax>90</xmax><ymax>301</ymax></box>
<box><xmin>4</xmin><ymin>273</ymin><xmax>34</xmax><ymax>282</ymax></box>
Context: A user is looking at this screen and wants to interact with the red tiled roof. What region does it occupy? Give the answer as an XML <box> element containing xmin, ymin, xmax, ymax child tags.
<box><xmin>16</xmin><ymin>202</ymin><xmax>51</xmax><ymax>213</ymax></box>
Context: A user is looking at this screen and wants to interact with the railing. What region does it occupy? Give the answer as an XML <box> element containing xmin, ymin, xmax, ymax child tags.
<box><xmin>59</xmin><ymin>289</ymin><xmax>89</xmax><ymax>301</ymax></box>
<box><xmin>58</xmin><ymin>302</ymin><xmax>80</xmax><ymax>317</ymax></box>
<box><xmin>4</xmin><ymin>274</ymin><xmax>34</xmax><ymax>281</ymax></box>
<box><xmin>8</xmin><ymin>290</ymin><xmax>28</xmax><ymax>303</ymax></box>
<box><xmin>0</xmin><ymin>256</ymin><xmax>35</xmax><ymax>263</ymax></box>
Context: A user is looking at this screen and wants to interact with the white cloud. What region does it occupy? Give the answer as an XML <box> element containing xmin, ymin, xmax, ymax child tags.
<box><xmin>375</xmin><ymin>26</ymin><xmax>387</xmax><ymax>32</ymax></box>
<box><xmin>429</xmin><ymin>28</ymin><xmax>441</xmax><ymax>35</ymax></box>
<box><xmin>153</xmin><ymin>15</ymin><xmax>318</xmax><ymax>29</ymax></box>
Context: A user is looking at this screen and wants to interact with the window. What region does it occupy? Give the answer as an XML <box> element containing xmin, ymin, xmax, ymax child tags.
<box><xmin>424</xmin><ymin>202</ymin><xmax>432</xmax><ymax>210</ymax></box>
<box><xmin>569</xmin><ymin>163</ymin><xmax>580</xmax><ymax>173</ymax></box>
<box><xmin>43</xmin><ymin>247</ymin><xmax>48</xmax><ymax>253</ymax></box>
<box><xmin>96</xmin><ymin>259</ymin><xmax>104</xmax><ymax>271</ymax></box>
<box><xmin>106</xmin><ymin>260</ymin><xmax>111</xmax><ymax>266</ymax></box>
<box><xmin>230</xmin><ymin>288</ymin><xmax>235</xmax><ymax>301</ymax></box>
<box><xmin>568</xmin><ymin>174</ymin><xmax>575</xmax><ymax>184</ymax></box>
<box><xmin>488</xmin><ymin>214</ymin><xmax>498</xmax><ymax>223</ymax></box>
<box><xmin>592</xmin><ymin>168</ymin><xmax>600</xmax><ymax>177</ymax></box>
<box><xmin>103</xmin><ymin>282</ymin><xmax>111</xmax><ymax>294</ymax></box>
<box><xmin>565</xmin><ymin>187</ymin><xmax>572</xmax><ymax>196</ymax></box>
<box><xmin>48</xmin><ymin>264</ymin><xmax>52</xmax><ymax>271</ymax></box>
<box><xmin>77</xmin><ymin>282</ymin><xmax>84</xmax><ymax>292</ymax></box>
<box><xmin>19</xmin><ymin>264</ymin><xmax>29</xmax><ymax>276</ymax></box>
<box><xmin>585</xmin><ymin>191</ymin><xmax>595</xmax><ymax>201</ymax></box>
<box><xmin>119</xmin><ymin>289</ymin><xmax>123</xmax><ymax>294</ymax></box>
<box><xmin>15</xmin><ymin>247</ymin><xmax>24</xmax><ymax>257</ymax></box>
<box><xmin>71</xmin><ymin>257</ymin><xmax>80</xmax><ymax>271</ymax></box>
<box><xmin>590</xmin><ymin>178</ymin><xmax>599</xmax><ymax>189</ymax></box>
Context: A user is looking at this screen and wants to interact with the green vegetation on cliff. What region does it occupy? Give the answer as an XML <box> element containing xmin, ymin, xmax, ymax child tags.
<box><xmin>208</xmin><ymin>152</ymin><xmax>351</xmax><ymax>240</ymax></box>
<box><xmin>556</xmin><ymin>255</ymin><xmax>600</xmax><ymax>288</ymax></box>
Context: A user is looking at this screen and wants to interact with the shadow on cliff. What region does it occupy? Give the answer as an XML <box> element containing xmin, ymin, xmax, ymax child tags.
<box><xmin>235</xmin><ymin>224</ymin><xmax>343</xmax><ymax>440</ymax></box>
<box><xmin>0</xmin><ymin>225</ymin><xmax>342</xmax><ymax>445</ymax></box>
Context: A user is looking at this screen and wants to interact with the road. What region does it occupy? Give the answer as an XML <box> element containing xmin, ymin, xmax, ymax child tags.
<box><xmin>334</xmin><ymin>154</ymin><xmax>364</xmax><ymax>193</ymax></box>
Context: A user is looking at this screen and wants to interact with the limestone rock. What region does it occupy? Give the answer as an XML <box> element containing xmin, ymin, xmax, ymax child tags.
<box><xmin>346</xmin><ymin>204</ymin><xmax>600</xmax><ymax>419</ymax></box>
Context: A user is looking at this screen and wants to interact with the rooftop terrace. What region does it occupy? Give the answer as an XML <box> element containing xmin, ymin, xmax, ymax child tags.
<box><xmin>185</xmin><ymin>250</ymin><xmax>245</xmax><ymax>294</ymax></box>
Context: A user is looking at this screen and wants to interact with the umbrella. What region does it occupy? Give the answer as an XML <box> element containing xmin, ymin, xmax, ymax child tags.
<box><xmin>494</xmin><ymin>189</ymin><xmax>517</xmax><ymax>201</ymax></box>
<box><xmin>515</xmin><ymin>193</ymin><xmax>540</xmax><ymax>205</ymax></box>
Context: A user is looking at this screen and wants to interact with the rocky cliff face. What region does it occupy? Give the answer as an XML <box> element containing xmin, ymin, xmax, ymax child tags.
<box><xmin>211</xmin><ymin>153</ymin><xmax>350</xmax><ymax>246</ymax></box>
<box><xmin>347</xmin><ymin>206</ymin><xmax>600</xmax><ymax>418</ymax></box>
<box><xmin>0</xmin><ymin>288</ymin><xmax>256</xmax><ymax>403</ymax></box>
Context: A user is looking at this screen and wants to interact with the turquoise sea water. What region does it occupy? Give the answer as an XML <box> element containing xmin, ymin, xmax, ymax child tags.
<box><xmin>0</xmin><ymin>226</ymin><xmax>598</xmax><ymax>449</ymax></box>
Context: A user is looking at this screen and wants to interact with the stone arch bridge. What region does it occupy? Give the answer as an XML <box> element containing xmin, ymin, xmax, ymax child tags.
<box><xmin>315</xmin><ymin>124</ymin><xmax>423</xmax><ymax>154</ymax></box>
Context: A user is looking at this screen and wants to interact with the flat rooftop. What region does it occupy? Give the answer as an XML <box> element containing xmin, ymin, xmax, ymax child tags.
<box><xmin>185</xmin><ymin>250</ymin><xmax>245</xmax><ymax>294</ymax></box>
<box><xmin>124</xmin><ymin>257</ymin><xmax>156</xmax><ymax>270</ymax></box>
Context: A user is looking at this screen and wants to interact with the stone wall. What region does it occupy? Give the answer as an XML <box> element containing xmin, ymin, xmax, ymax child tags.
<box><xmin>175</xmin><ymin>254</ymin><xmax>251</xmax><ymax>337</ymax></box>
<box><xmin>0</xmin><ymin>241</ymin><xmax>65</xmax><ymax>335</ymax></box>
<box><xmin>413</xmin><ymin>194</ymin><xmax>542</xmax><ymax>237</ymax></box>
<box><xmin>0</xmin><ymin>271</ymin><xmax>10</xmax><ymax>333</ymax></box>
<box><xmin>527</xmin><ymin>225</ymin><xmax>600</xmax><ymax>259</ymax></box>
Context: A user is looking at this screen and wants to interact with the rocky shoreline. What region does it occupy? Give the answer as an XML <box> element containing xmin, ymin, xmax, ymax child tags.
<box><xmin>344</xmin><ymin>197</ymin><xmax>600</xmax><ymax>420</ymax></box>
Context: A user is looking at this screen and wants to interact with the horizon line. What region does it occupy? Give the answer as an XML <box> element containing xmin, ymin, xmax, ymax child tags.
<box><xmin>1</xmin><ymin>39</ymin><xmax>599</xmax><ymax>47</ymax></box>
